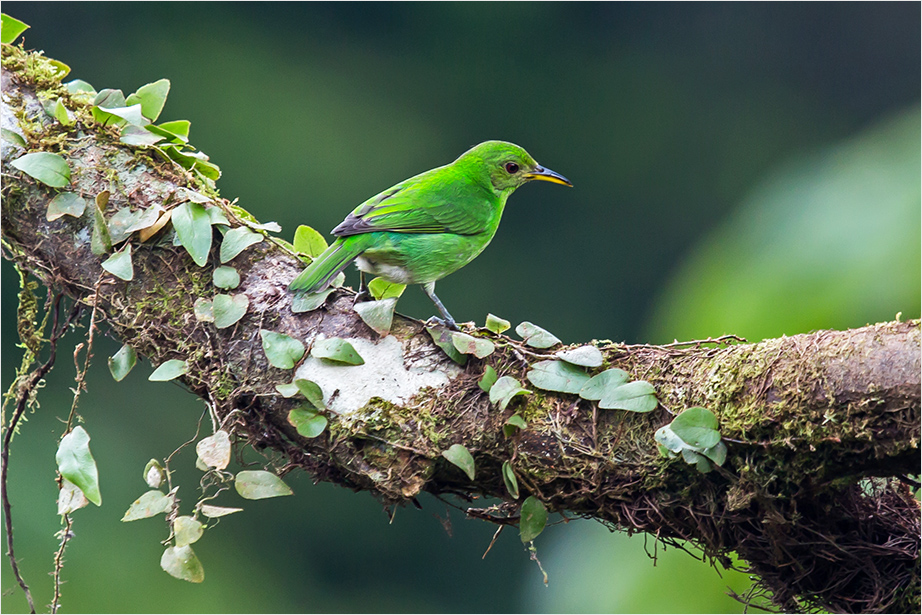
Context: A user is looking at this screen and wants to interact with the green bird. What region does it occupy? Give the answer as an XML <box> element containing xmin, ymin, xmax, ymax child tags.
<box><xmin>289</xmin><ymin>140</ymin><xmax>571</xmax><ymax>329</ymax></box>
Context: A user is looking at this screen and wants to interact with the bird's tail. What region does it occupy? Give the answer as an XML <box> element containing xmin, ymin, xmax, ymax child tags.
<box><xmin>288</xmin><ymin>236</ymin><xmax>370</xmax><ymax>294</ymax></box>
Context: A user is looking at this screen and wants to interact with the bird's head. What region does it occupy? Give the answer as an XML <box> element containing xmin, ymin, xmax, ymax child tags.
<box><xmin>455</xmin><ymin>140</ymin><xmax>572</xmax><ymax>194</ymax></box>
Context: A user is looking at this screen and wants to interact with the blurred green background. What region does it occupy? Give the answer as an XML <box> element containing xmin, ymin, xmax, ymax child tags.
<box><xmin>2</xmin><ymin>3</ymin><xmax>918</xmax><ymax>613</ymax></box>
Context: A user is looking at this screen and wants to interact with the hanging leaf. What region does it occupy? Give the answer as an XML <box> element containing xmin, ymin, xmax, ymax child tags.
<box><xmin>55</xmin><ymin>426</ymin><xmax>102</xmax><ymax>506</ymax></box>
<box><xmin>234</xmin><ymin>470</ymin><xmax>293</xmax><ymax>499</ymax></box>
<box><xmin>161</xmin><ymin>545</ymin><xmax>204</xmax><ymax>583</ymax></box>
<box><xmin>219</xmin><ymin>226</ymin><xmax>263</xmax><ymax>263</ymax></box>
<box><xmin>293</xmin><ymin>225</ymin><xmax>328</xmax><ymax>257</ymax></box>
<box><xmin>311</xmin><ymin>337</ymin><xmax>364</xmax><ymax>365</ymax></box>
<box><xmin>125</xmin><ymin>78</ymin><xmax>170</xmax><ymax>122</ymax></box>
<box><xmin>451</xmin><ymin>331</ymin><xmax>495</xmax><ymax>358</ymax></box>
<box><xmin>288</xmin><ymin>406</ymin><xmax>328</xmax><ymax>438</ymax></box>
<box><xmin>478</xmin><ymin>365</ymin><xmax>498</xmax><ymax>392</ymax></box>
<box><xmin>11</xmin><ymin>152</ymin><xmax>70</xmax><ymax>188</ymax></box>
<box><xmin>354</xmin><ymin>297</ymin><xmax>397</xmax><ymax>336</ymax></box>
<box><xmin>173</xmin><ymin>516</ymin><xmax>204</xmax><ymax>547</ymax></box>
<box><xmin>368</xmin><ymin>277</ymin><xmax>406</xmax><ymax>300</ymax></box>
<box><xmin>57</xmin><ymin>478</ymin><xmax>89</xmax><ymax>515</ymax></box>
<box><xmin>212</xmin><ymin>293</ymin><xmax>248</xmax><ymax>329</ymax></box>
<box><xmin>526</xmin><ymin>360</ymin><xmax>590</xmax><ymax>394</ymax></box>
<box><xmin>515</xmin><ymin>321</ymin><xmax>561</xmax><ymax>349</ymax></box>
<box><xmin>291</xmin><ymin>288</ymin><xmax>334</xmax><ymax>313</ymax></box>
<box><xmin>489</xmin><ymin>376</ymin><xmax>531</xmax><ymax>411</ymax></box>
<box><xmin>101</xmin><ymin>244</ymin><xmax>134</xmax><ymax>281</ymax></box>
<box><xmin>259</xmin><ymin>330</ymin><xmax>305</xmax><ymax>369</ymax></box>
<box><xmin>212</xmin><ymin>265</ymin><xmax>240</xmax><ymax>289</ymax></box>
<box><xmin>200</xmin><ymin>504</ymin><xmax>243</xmax><ymax>518</ymax></box>
<box><xmin>1</xmin><ymin>14</ymin><xmax>30</xmax><ymax>44</ymax></box>
<box><xmin>196</xmin><ymin>430</ymin><xmax>231</xmax><ymax>470</ymax></box>
<box><xmin>442</xmin><ymin>444</ymin><xmax>475</xmax><ymax>481</ymax></box>
<box><xmin>426</xmin><ymin>326</ymin><xmax>467</xmax><ymax>365</ymax></box>
<box><xmin>121</xmin><ymin>490</ymin><xmax>173</xmax><ymax>521</ymax></box>
<box><xmin>502</xmin><ymin>460</ymin><xmax>520</xmax><ymax>499</ymax></box>
<box><xmin>149</xmin><ymin>359</ymin><xmax>187</xmax><ymax>381</ymax></box>
<box><xmin>144</xmin><ymin>459</ymin><xmax>166</xmax><ymax>489</ymax></box>
<box><xmin>519</xmin><ymin>496</ymin><xmax>548</xmax><ymax>543</ymax></box>
<box><xmin>108</xmin><ymin>343</ymin><xmax>137</xmax><ymax>382</ymax></box>
<box><xmin>171</xmin><ymin>202</ymin><xmax>212</xmax><ymax>266</ymax></box>
<box><xmin>555</xmin><ymin>345</ymin><xmax>604</xmax><ymax>368</ymax></box>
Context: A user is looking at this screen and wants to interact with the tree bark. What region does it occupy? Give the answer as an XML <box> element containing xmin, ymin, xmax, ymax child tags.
<box><xmin>2</xmin><ymin>45</ymin><xmax>919</xmax><ymax>613</ymax></box>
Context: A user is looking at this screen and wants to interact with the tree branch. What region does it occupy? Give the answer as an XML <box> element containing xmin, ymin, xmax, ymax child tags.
<box><xmin>2</xmin><ymin>45</ymin><xmax>918</xmax><ymax>613</ymax></box>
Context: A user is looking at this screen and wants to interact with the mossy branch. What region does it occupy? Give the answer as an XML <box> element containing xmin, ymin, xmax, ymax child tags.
<box><xmin>2</xmin><ymin>45</ymin><xmax>919</xmax><ymax>613</ymax></box>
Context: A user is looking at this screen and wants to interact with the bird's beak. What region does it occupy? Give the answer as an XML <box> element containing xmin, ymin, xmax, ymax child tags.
<box><xmin>525</xmin><ymin>165</ymin><xmax>572</xmax><ymax>187</ymax></box>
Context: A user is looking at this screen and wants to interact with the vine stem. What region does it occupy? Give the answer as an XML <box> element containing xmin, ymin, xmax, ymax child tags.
<box><xmin>51</xmin><ymin>514</ymin><xmax>73</xmax><ymax>614</ymax></box>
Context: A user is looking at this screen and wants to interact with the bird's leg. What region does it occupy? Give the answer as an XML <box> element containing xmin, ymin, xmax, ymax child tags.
<box><xmin>354</xmin><ymin>272</ymin><xmax>372</xmax><ymax>304</ymax></box>
<box><xmin>422</xmin><ymin>281</ymin><xmax>458</xmax><ymax>330</ymax></box>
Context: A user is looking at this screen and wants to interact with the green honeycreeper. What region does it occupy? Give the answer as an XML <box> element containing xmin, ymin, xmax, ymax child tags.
<box><xmin>288</xmin><ymin>140</ymin><xmax>571</xmax><ymax>328</ymax></box>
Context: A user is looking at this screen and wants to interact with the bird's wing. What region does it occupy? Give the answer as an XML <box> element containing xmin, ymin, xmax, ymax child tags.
<box><xmin>332</xmin><ymin>173</ymin><xmax>491</xmax><ymax>237</ymax></box>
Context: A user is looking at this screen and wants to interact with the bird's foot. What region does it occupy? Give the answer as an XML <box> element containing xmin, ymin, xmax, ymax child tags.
<box><xmin>425</xmin><ymin>315</ymin><xmax>458</xmax><ymax>331</ymax></box>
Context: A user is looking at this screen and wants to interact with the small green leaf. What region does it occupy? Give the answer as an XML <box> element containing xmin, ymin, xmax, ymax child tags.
<box><xmin>427</xmin><ymin>326</ymin><xmax>467</xmax><ymax>365</ymax></box>
<box><xmin>275</xmin><ymin>378</ymin><xmax>326</xmax><ymax>410</ymax></box>
<box><xmin>47</xmin><ymin>60</ymin><xmax>70</xmax><ymax>79</ymax></box>
<box><xmin>442</xmin><ymin>444</ymin><xmax>475</xmax><ymax>481</ymax></box>
<box><xmin>46</xmin><ymin>192</ymin><xmax>86</xmax><ymax>221</ymax></box>
<box><xmin>108</xmin><ymin>343</ymin><xmax>137</xmax><ymax>382</ymax></box>
<box><xmin>451</xmin><ymin>332</ymin><xmax>495</xmax><ymax>358</ymax></box>
<box><xmin>212</xmin><ymin>266</ymin><xmax>240</xmax><ymax>289</ymax></box>
<box><xmin>90</xmin><ymin>192</ymin><xmax>113</xmax><ymax>255</ymax></box>
<box><xmin>597</xmin><ymin>380</ymin><xmax>658</xmax><ymax>412</ymax></box>
<box><xmin>173</xmin><ymin>516</ymin><xmax>203</xmax><ymax>547</ymax></box>
<box><xmin>519</xmin><ymin>496</ymin><xmax>548</xmax><ymax>543</ymax></box>
<box><xmin>478</xmin><ymin>365</ymin><xmax>498</xmax><ymax>392</ymax></box>
<box><xmin>200</xmin><ymin>504</ymin><xmax>243</xmax><ymax>518</ymax></box>
<box><xmin>161</xmin><ymin>545</ymin><xmax>204</xmax><ymax>583</ymax></box>
<box><xmin>579</xmin><ymin>368</ymin><xmax>629</xmax><ymax>400</ymax></box>
<box><xmin>502</xmin><ymin>460</ymin><xmax>520</xmax><ymax>499</ymax></box>
<box><xmin>124</xmin><ymin>206</ymin><xmax>163</xmax><ymax>235</ymax></box>
<box><xmin>556</xmin><ymin>345</ymin><xmax>603</xmax><ymax>368</ymax></box>
<box><xmin>125</xmin><ymin>78</ymin><xmax>170</xmax><ymax>121</ymax></box>
<box><xmin>354</xmin><ymin>297</ymin><xmax>397</xmax><ymax>336</ymax></box>
<box><xmin>293</xmin><ymin>225</ymin><xmax>328</xmax><ymax>257</ymax></box>
<box><xmin>97</xmin><ymin>104</ymin><xmax>148</xmax><ymax>127</ymax></box>
<box><xmin>669</xmin><ymin>407</ymin><xmax>721</xmax><ymax>450</ymax></box>
<box><xmin>105</xmin><ymin>207</ymin><xmax>145</xmax><ymax>243</ymax></box>
<box><xmin>56</xmin><ymin>426</ymin><xmax>102</xmax><ymax>506</ymax></box>
<box><xmin>149</xmin><ymin>359</ymin><xmax>187</xmax><ymax>381</ymax></box>
<box><xmin>101</xmin><ymin>244</ymin><xmax>134</xmax><ymax>281</ymax></box>
<box><xmin>527</xmin><ymin>360</ymin><xmax>590</xmax><ymax>394</ymax></box>
<box><xmin>219</xmin><ymin>226</ymin><xmax>263</xmax><ymax>263</ymax></box>
<box><xmin>234</xmin><ymin>470</ymin><xmax>293</xmax><ymax>499</ymax></box>
<box><xmin>368</xmin><ymin>277</ymin><xmax>406</xmax><ymax>300</ymax></box>
<box><xmin>212</xmin><ymin>293</ymin><xmax>248</xmax><ymax>329</ymax></box>
<box><xmin>291</xmin><ymin>288</ymin><xmax>335</xmax><ymax>313</ymax></box>
<box><xmin>701</xmin><ymin>440</ymin><xmax>727</xmax><ymax>466</ymax></box>
<box><xmin>120</xmin><ymin>124</ymin><xmax>163</xmax><ymax>146</ymax></box>
<box><xmin>1</xmin><ymin>14</ymin><xmax>30</xmax><ymax>44</ymax></box>
<box><xmin>147</xmin><ymin>120</ymin><xmax>190</xmax><ymax>143</ymax></box>
<box><xmin>275</xmin><ymin>382</ymin><xmax>300</xmax><ymax>398</ymax></box>
<box><xmin>196</xmin><ymin>430</ymin><xmax>231</xmax><ymax>470</ymax></box>
<box><xmin>92</xmin><ymin>89</ymin><xmax>126</xmax><ymax>125</ymax></box>
<box><xmin>489</xmin><ymin>376</ymin><xmax>531</xmax><ymax>411</ymax></box>
<box><xmin>288</xmin><ymin>406</ymin><xmax>328</xmax><ymax>438</ymax></box>
<box><xmin>311</xmin><ymin>337</ymin><xmax>364</xmax><ymax>365</ymax></box>
<box><xmin>205</xmin><ymin>206</ymin><xmax>229</xmax><ymax>226</ymax></box>
<box><xmin>260</xmin><ymin>330</ymin><xmax>305</xmax><ymax>369</ymax></box>
<box><xmin>122</xmin><ymin>490</ymin><xmax>172</xmax><ymax>521</ymax></box>
<box><xmin>11</xmin><ymin>152</ymin><xmax>70</xmax><ymax>188</ymax></box>
<box><xmin>515</xmin><ymin>321</ymin><xmax>561</xmax><ymax>349</ymax></box>
<box><xmin>52</xmin><ymin>98</ymin><xmax>73</xmax><ymax>126</ymax></box>
<box><xmin>172</xmin><ymin>202</ymin><xmax>213</xmax><ymax>267</ymax></box>
<box><xmin>144</xmin><ymin>459</ymin><xmax>166</xmax><ymax>489</ymax></box>
<box><xmin>503</xmin><ymin>413</ymin><xmax>528</xmax><ymax>437</ymax></box>
<box><xmin>193</xmin><ymin>297</ymin><xmax>214</xmax><ymax>322</ymax></box>
<box><xmin>65</xmin><ymin>79</ymin><xmax>96</xmax><ymax>96</ymax></box>
<box><xmin>1</xmin><ymin>127</ymin><xmax>26</xmax><ymax>147</ymax></box>
<box><xmin>485</xmin><ymin>313</ymin><xmax>511</xmax><ymax>334</ymax></box>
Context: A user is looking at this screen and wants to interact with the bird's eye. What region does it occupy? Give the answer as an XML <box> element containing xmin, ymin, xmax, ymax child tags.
<box><xmin>504</xmin><ymin>162</ymin><xmax>520</xmax><ymax>174</ymax></box>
